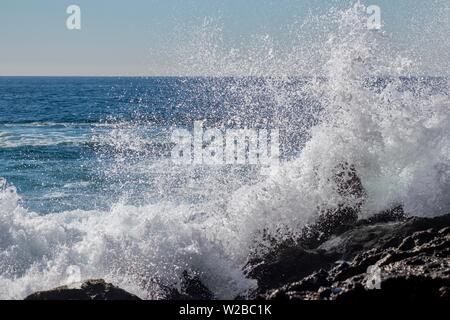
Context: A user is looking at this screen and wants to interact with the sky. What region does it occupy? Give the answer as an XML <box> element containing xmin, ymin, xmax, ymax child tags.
<box><xmin>0</xmin><ymin>0</ymin><xmax>448</xmax><ymax>76</ymax></box>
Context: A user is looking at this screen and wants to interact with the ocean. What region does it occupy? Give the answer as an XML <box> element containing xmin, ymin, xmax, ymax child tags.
<box><xmin>1</xmin><ymin>5</ymin><xmax>449</xmax><ymax>300</ymax></box>
<box><xmin>0</xmin><ymin>76</ymin><xmax>258</xmax><ymax>214</ymax></box>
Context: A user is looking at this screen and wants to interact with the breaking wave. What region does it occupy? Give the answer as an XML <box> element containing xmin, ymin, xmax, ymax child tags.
<box><xmin>0</xmin><ymin>3</ymin><xmax>449</xmax><ymax>299</ymax></box>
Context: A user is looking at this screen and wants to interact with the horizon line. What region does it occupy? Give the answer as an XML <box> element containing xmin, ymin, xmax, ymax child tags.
<box><xmin>0</xmin><ymin>75</ymin><xmax>449</xmax><ymax>78</ymax></box>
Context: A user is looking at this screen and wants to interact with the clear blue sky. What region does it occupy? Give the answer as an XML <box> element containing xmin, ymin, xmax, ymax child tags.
<box><xmin>0</xmin><ymin>0</ymin><xmax>448</xmax><ymax>76</ymax></box>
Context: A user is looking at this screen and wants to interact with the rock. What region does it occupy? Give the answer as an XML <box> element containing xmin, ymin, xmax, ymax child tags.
<box><xmin>243</xmin><ymin>204</ymin><xmax>411</xmax><ymax>295</ymax></box>
<box><xmin>25</xmin><ymin>279</ymin><xmax>141</xmax><ymax>300</ymax></box>
<box><xmin>25</xmin><ymin>272</ymin><xmax>214</xmax><ymax>301</ymax></box>
<box><xmin>244</xmin><ymin>163</ymin><xmax>372</xmax><ymax>295</ymax></box>
<box><xmin>299</xmin><ymin>207</ymin><xmax>359</xmax><ymax>249</ymax></box>
<box><xmin>244</xmin><ymin>244</ymin><xmax>339</xmax><ymax>293</ymax></box>
<box><xmin>252</xmin><ymin>214</ymin><xmax>450</xmax><ymax>301</ymax></box>
<box><xmin>163</xmin><ymin>271</ymin><xmax>214</xmax><ymax>300</ymax></box>
<box><xmin>299</xmin><ymin>163</ymin><xmax>366</xmax><ymax>249</ymax></box>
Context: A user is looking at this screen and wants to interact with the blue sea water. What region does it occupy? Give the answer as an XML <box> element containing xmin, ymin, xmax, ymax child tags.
<box><xmin>0</xmin><ymin>76</ymin><xmax>295</xmax><ymax>214</ymax></box>
<box><xmin>1</xmin><ymin>76</ymin><xmax>448</xmax><ymax>215</ymax></box>
<box><xmin>0</xmin><ymin>77</ymin><xmax>224</xmax><ymax>213</ymax></box>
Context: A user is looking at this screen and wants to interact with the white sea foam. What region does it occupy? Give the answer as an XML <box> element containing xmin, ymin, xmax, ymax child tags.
<box><xmin>0</xmin><ymin>124</ymin><xmax>90</xmax><ymax>148</ymax></box>
<box><xmin>0</xmin><ymin>3</ymin><xmax>449</xmax><ymax>299</ymax></box>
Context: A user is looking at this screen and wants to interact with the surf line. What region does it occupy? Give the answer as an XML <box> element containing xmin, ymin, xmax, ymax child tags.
<box><xmin>179</xmin><ymin>304</ymin><xmax>214</xmax><ymax>318</ymax></box>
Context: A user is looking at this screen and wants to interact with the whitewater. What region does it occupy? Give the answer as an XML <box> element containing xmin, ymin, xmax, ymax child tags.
<box><xmin>0</xmin><ymin>3</ymin><xmax>449</xmax><ymax>299</ymax></box>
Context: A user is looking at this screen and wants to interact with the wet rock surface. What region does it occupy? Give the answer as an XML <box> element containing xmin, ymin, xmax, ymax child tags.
<box><xmin>162</xmin><ymin>270</ymin><xmax>215</xmax><ymax>300</ymax></box>
<box><xmin>25</xmin><ymin>279</ymin><xmax>141</xmax><ymax>300</ymax></box>
<box><xmin>249</xmin><ymin>213</ymin><xmax>450</xmax><ymax>301</ymax></box>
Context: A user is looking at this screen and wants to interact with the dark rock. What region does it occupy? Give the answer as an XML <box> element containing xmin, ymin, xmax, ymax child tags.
<box><xmin>299</xmin><ymin>163</ymin><xmax>366</xmax><ymax>249</ymax></box>
<box><xmin>299</xmin><ymin>207</ymin><xmax>359</xmax><ymax>249</ymax></box>
<box><xmin>244</xmin><ymin>163</ymin><xmax>370</xmax><ymax>295</ymax></box>
<box><xmin>356</xmin><ymin>205</ymin><xmax>407</xmax><ymax>226</ymax></box>
<box><xmin>163</xmin><ymin>271</ymin><xmax>214</xmax><ymax>300</ymax></box>
<box><xmin>253</xmin><ymin>213</ymin><xmax>450</xmax><ymax>301</ymax></box>
<box><xmin>25</xmin><ymin>279</ymin><xmax>141</xmax><ymax>300</ymax></box>
<box><xmin>244</xmin><ymin>244</ymin><xmax>339</xmax><ymax>293</ymax></box>
<box><xmin>243</xmin><ymin>163</ymin><xmax>433</xmax><ymax>298</ymax></box>
<box><xmin>398</xmin><ymin>236</ymin><xmax>416</xmax><ymax>251</ymax></box>
<box><xmin>412</xmin><ymin>229</ymin><xmax>436</xmax><ymax>246</ymax></box>
<box><xmin>180</xmin><ymin>271</ymin><xmax>214</xmax><ymax>300</ymax></box>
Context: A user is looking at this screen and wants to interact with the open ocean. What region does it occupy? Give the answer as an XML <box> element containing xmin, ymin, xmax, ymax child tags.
<box><xmin>0</xmin><ymin>76</ymin><xmax>276</xmax><ymax>214</ymax></box>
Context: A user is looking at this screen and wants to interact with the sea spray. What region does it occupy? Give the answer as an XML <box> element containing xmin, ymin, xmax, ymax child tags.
<box><xmin>0</xmin><ymin>3</ymin><xmax>449</xmax><ymax>299</ymax></box>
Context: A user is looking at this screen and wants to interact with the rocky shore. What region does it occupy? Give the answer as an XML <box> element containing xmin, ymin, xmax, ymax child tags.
<box><xmin>25</xmin><ymin>211</ymin><xmax>450</xmax><ymax>301</ymax></box>
<box><xmin>25</xmin><ymin>279</ymin><xmax>140</xmax><ymax>300</ymax></box>
<box><xmin>24</xmin><ymin>167</ymin><xmax>450</xmax><ymax>301</ymax></box>
<box><xmin>248</xmin><ymin>212</ymin><xmax>450</xmax><ymax>301</ymax></box>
